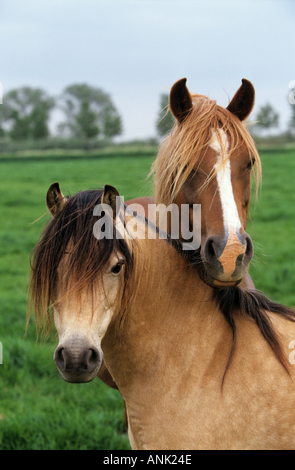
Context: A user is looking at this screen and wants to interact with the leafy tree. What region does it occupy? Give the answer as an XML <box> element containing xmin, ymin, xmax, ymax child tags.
<box><xmin>102</xmin><ymin>103</ymin><xmax>123</xmax><ymax>139</ymax></box>
<box><xmin>156</xmin><ymin>93</ymin><xmax>175</xmax><ymax>137</ymax></box>
<box><xmin>9</xmin><ymin>111</ymin><xmax>31</xmax><ymax>141</ymax></box>
<box><xmin>254</xmin><ymin>103</ymin><xmax>279</xmax><ymax>132</ymax></box>
<box><xmin>30</xmin><ymin>105</ymin><xmax>50</xmax><ymax>139</ymax></box>
<box><xmin>76</xmin><ymin>101</ymin><xmax>99</xmax><ymax>139</ymax></box>
<box><xmin>0</xmin><ymin>87</ymin><xmax>54</xmax><ymax>140</ymax></box>
<box><xmin>59</xmin><ymin>84</ymin><xmax>122</xmax><ymax>140</ymax></box>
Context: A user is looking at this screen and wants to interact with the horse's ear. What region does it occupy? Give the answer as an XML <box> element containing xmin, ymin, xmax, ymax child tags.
<box><xmin>226</xmin><ymin>79</ymin><xmax>255</xmax><ymax>121</ymax></box>
<box><xmin>46</xmin><ymin>182</ymin><xmax>67</xmax><ymax>217</ymax></box>
<box><xmin>102</xmin><ymin>185</ymin><xmax>120</xmax><ymax>219</ymax></box>
<box><xmin>170</xmin><ymin>78</ymin><xmax>193</xmax><ymax>123</ymax></box>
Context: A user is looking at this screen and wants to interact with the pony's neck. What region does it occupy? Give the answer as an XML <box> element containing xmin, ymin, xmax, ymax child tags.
<box><xmin>102</xmin><ymin>235</ymin><xmax>233</xmax><ymax>447</ymax></box>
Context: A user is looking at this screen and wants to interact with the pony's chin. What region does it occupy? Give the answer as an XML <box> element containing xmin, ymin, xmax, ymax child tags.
<box><xmin>212</xmin><ymin>279</ymin><xmax>242</xmax><ymax>288</ymax></box>
<box><xmin>58</xmin><ymin>369</ymin><xmax>99</xmax><ymax>384</ymax></box>
<box><xmin>192</xmin><ymin>252</ymin><xmax>243</xmax><ymax>289</ymax></box>
<box><xmin>204</xmin><ymin>274</ymin><xmax>242</xmax><ymax>289</ymax></box>
<box><xmin>197</xmin><ymin>264</ymin><xmax>242</xmax><ymax>289</ymax></box>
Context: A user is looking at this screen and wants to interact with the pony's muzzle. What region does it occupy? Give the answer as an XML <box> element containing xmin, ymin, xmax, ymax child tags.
<box><xmin>202</xmin><ymin>232</ymin><xmax>253</xmax><ymax>286</ymax></box>
<box><xmin>54</xmin><ymin>340</ymin><xmax>102</xmax><ymax>383</ymax></box>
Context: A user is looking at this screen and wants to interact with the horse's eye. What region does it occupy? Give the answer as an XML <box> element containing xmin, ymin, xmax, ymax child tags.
<box><xmin>111</xmin><ymin>261</ymin><xmax>124</xmax><ymax>274</ymax></box>
<box><xmin>247</xmin><ymin>158</ymin><xmax>255</xmax><ymax>171</ymax></box>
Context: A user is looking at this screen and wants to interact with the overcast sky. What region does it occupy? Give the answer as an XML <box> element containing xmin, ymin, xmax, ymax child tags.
<box><xmin>0</xmin><ymin>0</ymin><xmax>294</xmax><ymax>140</ymax></box>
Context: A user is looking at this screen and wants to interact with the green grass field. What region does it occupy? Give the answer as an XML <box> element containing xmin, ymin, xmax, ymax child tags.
<box><xmin>0</xmin><ymin>149</ymin><xmax>295</xmax><ymax>450</ymax></box>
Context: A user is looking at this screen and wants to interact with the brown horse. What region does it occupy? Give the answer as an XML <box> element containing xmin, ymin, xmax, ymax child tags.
<box><xmin>30</xmin><ymin>185</ymin><xmax>295</xmax><ymax>450</ymax></box>
<box><xmin>128</xmin><ymin>78</ymin><xmax>259</xmax><ymax>289</ymax></box>
<box><xmin>44</xmin><ymin>78</ymin><xmax>261</xmax><ymax>395</ymax></box>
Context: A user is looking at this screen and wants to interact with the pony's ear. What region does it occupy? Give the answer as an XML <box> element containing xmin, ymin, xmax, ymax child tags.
<box><xmin>170</xmin><ymin>78</ymin><xmax>193</xmax><ymax>123</ymax></box>
<box><xmin>226</xmin><ymin>79</ymin><xmax>255</xmax><ymax>121</ymax></box>
<box><xmin>46</xmin><ymin>182</ymin><xmax>67</xmax><ymax>217</ymax></box>
<box><xmin>102</xmin><ymin>185</ymin><xmax>120</xmax><ymax>219</ymax></box>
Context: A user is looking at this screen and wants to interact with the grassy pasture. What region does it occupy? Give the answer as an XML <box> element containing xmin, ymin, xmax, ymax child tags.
<box><xmin>0</xmin><ymin>149</ymin><xmax>295</xmax><ymax>449</ymax></box>
<box><xmin>0</xmin><ymin>153</ymin><xmax>153</xmax><ymax>450</ymax></box>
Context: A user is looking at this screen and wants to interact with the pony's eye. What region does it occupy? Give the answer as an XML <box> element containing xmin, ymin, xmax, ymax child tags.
<box><xmin>247</xmin><ymin>158</ymin><xmax>255</xmax><ymax>171</ymax></box>
<box><xmin>111</xmin><ymin>261</ymin><xmax>124</xmax><ymax>274</ymax></box>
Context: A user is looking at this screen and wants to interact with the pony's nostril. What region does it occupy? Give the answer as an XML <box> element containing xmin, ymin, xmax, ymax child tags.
<box><xmin>205</xmin><ymin>238</ymin><xmax>216</xmax><ymax>260</ymax></box>
<box><xmin>245</xmin><ymin>235</ymin><xmax>254</xmax><ymax>259</ymax></box>
<box><xmin>204</xmin><ymin>236</ymin><xmax>222</xmax><ymax>262</ymax></box>
<box><xmin>84</xmin><ymin>348</ymin><xmax>101</xmax><ymax>372</ymax></box>
<box><xmin>54</xmin><ymin>346</ymin><xmax>66</xmax><ymax>371</ymax></box>
<box><xmin>54</xmin><ymin>344</ymin><xmax>101</xmax><ymax>375</ymax></box>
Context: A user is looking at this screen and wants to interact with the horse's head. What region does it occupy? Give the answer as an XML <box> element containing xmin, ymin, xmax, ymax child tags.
<box><xmin>155</xmin><ymin>78</ymin><xmax>261</xmax><ymax>288</ymax></box>
<box><xmin>30</xmin><ymin>184</ymin><xmax>132</xmax><ymax>383</ymax></box>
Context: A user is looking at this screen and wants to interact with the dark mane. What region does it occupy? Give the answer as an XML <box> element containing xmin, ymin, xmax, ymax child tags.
<box><xmin>168</xmin><ymin>241</ymin><xmax>295</xmax><ymax>383</ymax></box>
<box><xmin>212</xmin><ymin>287</ymin><xmax>295</xmax><ymax>383</ymax></box>
<box><xmin>29</xmin><ymin>190</ymin><xmax>133</xmax><ymax>334</ymax></box>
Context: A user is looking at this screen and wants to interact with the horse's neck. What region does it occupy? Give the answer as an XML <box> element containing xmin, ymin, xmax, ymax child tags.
<box><xmin>104</xmin><ymin>237</ymin><xmax>295</xmax><ymax>450</ymax></box>
<box><xmin>104</xmin><ymin>239</ymin><xmax>233</xmax><ymax>448</ymax></box>
<box><xmin>104</xmin><ymin>237</ymin><xmax>231</xmax><ymax>403</ymax></box>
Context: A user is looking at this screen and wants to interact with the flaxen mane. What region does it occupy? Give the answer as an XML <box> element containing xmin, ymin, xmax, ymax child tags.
<box><xmin>152</xmin><ymin>93</ymin><xmax>262</xmax><ymax>206</ymax></box>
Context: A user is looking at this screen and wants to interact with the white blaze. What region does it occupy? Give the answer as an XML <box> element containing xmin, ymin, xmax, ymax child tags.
<box><xmin>210</xmin><ymin>130</ymin><xmax>241</xmax><ymax>236</ymax></box>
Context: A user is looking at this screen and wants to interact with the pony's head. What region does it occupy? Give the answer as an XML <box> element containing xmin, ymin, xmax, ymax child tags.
<box><xmin>29</xmin><ymin>183</ymin><xmax>133</xmax><ymax>383</ymax></box>
<box><xmin>154</xmin><ymin>78</ymin><xmax>261</xmax><ymax>287</ymax></box>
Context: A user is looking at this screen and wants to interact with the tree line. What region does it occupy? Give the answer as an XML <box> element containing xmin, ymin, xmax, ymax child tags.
<box><xmin>0</xmin><ymin>84</ymin><xmax>123</xmax><ymax>141</ymax></box>
<box><xmin>1</xmin><ymin>82</ymin><xmax>295</xmax><ymax>144</ymax></box>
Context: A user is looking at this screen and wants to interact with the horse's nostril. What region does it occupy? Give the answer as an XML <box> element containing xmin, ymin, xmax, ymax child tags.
<box><xmin>54</xmin><ymin>346</ymin><xmax>66</xmax><ymax>371</ymax></box>
<box><xmin>54</xmin><ymin>345</ymin><xmax>101</xmax><ymax>373</ymax></box>
<box><xmin>84</xmin><ymin>348</ymin><xmax>101</xmax><ymax>372</ymax></box>
<box><xmin>204</xmin><ymin>236</ymin><xmax>223</xmax><ymax>264</ymax></box>
<box><xmin>237</xmin><ymin>253</ymin><xmax>244</xmax><ymax>264</ymax></box>
<box><xmin>205</xmin><ymin>237</ymin><xmax>217</xmax><ymax>260</ymax></box>
<box><xmin>245</xmin><ymin>235</ymin><xmax>254</xmax><ymax>259</ymax></box>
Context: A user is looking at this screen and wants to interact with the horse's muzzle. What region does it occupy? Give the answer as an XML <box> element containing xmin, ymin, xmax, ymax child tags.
<box><xmin>54</xmin><ymin>338</ymin><xmax>102</xmax><ymax>383</ymax></box>
<box><xmin>201</xmin><ymin>232</ymin><xmax>254</xmax><ymax>287</ymax></box>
